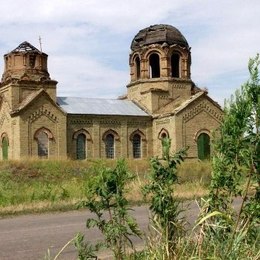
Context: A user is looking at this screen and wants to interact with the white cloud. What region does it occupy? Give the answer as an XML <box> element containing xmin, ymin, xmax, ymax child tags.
<box><xmin>0</xmin><ymin>0</ymin><xmax>259</xmax><ymax>106</ymax></box>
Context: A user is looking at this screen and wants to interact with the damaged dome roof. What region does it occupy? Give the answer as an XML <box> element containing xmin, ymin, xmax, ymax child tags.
<box><xmin>131</xmin><ymin>24</ymin><xmax>189</xmax><ymax>51</ymax></box>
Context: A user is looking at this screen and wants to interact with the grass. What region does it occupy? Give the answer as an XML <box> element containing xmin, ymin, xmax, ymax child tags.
<box><xmin>0</xmin><ymin>159</ymin><xmax>211</xmax><ymax>216</ymax></box>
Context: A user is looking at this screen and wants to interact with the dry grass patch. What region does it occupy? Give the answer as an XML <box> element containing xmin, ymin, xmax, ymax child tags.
<box><xmin>0</xmin><ymin>199</ymin><xmax>84</xmax><ymax>217</ymax></box>
<box><xmin>0</xmin><ymin>159</ymin><xmax>211</xmax><ymax>215</ymax></box>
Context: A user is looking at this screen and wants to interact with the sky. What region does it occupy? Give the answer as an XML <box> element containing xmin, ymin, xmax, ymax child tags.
<box><xmin>0</xmin><ymin>0</ymin><xmax>259</xmax><ymax>107</ymax></box>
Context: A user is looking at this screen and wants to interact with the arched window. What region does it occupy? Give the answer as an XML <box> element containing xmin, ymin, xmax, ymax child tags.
<box><xmin>149</xmin><ymin>53</ymin><xmax>160</xmax><ymax>78</ymax></box>
<box><xmin>76</xmin><ymin>133</ymin><xmax>86</xmax><ymax>160</ymax></box>
<box><xmin>158</xmin><ymin>128</ymin><xmax>169</xmax><ymax>140</ymax></box>
<box><xmin>37</xmin><ymin>131</ymin><xmax>49</xmax><ymax>158</ymax></box>
<box><xmin>105</xmin><ymin>134</ymin><xmax>115</xmax><ymax>159</ymax></box>
<box><xmin>135</xmin><ymin>56</ymin><xmax>141</xmax><ymax>80</ymax></box>
<box><xmin>130</xmin><ymin>130</ymin><xmax>146</xmax><ymax>159</ymax></box>
<box><xmin>133</xmin><ymin>134</ymin><xmax>141</xmax><ymax>158</ymax></box>
<box><xmin>34</xmin><ymin>128</ymin><xmax>53</xmax><ymax>159</ymax></box>
<box><xmin>73</xmin><ymin>129</ymin><xmax>92</xmax><ymax>160</ymax></box>
<box><xmin>197</xmin><ymin>133</ymin><xmax>210</xmax><ymax>160</ymax></box>
<box><xmin>2</xmin><ymin>135</ymin><xmax>8</xmax><ymax>160</ymax></box>
<box><xmin>171</xmin><ymin>53</ymin><xmax>180</xmax><ymax>78</ymax></box>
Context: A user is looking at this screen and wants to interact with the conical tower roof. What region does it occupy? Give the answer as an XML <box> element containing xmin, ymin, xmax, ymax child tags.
<box><xmin>10</xmin><ymin>41</ymin><xmax>43</xmax><ymax>54</ymax></box>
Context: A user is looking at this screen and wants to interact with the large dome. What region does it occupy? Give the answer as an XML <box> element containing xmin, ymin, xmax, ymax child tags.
<box><xmin>131</xmin><ymin>24</ymin><xmax>189</xmax><ymax>51</ymax></box>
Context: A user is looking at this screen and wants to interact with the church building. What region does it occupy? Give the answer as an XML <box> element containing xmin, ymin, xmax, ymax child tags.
<box><xmin>0</xmin><ymin>24</ymin><xmax>223</xmax><ymax>160</ymax></box>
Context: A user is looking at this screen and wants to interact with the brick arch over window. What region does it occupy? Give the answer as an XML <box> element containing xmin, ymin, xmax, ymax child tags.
<box><xmin>129</xmin><ymin>129</ymin><xmax>146</xmax><ymax>141</ymax></box>
<box><xmin>102</xmin><ymin>129</ymin><xmax>120</xmax><ymax>159</ymax></box>
<box><xmin>158</xmin><ymin>128</ymin><xmax>169</xmax><ymax>139</ymax></box>
<box><xmin>34</xmin><ymin>127</ymin><xmax>54</xmax><ymax>158</ymax></box>
<box><xmin>1</xmin><ymin>132</ymin><xmax>9</xmax><ymax>160</ymax></box>
<box><xmin>129</xmin><ymin>129</ymin><xmax>147</xmax><ymax>159</ymax></box>
<box><xmin>73</xmin><ymin>129</ymin><xmax>92</xmax><ymax>141</ymax></box>
<box><xmin>143</xmin><ymin>48</ymin><xmax>165</xmax><ymax>60</ymax></box>
<box><xmin>102</xmin><ymin>129</ymin><xmax>120</xmax><ymax>141</ymax></box>
<box><xmin>194</xmin><ymin>129</ymin><xmax>211</xmax><ymax>141</ymax></box>
<box><xmin>34</xmin><ymin>127</ymin><xmax>54</xmax><ymax>140</ymax></box>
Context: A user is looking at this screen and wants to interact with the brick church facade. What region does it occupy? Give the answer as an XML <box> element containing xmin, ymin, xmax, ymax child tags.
<box><xmin>0</xmin><ymin>24</ymin><xmax>223</xmax><ymax>160</ymax></box>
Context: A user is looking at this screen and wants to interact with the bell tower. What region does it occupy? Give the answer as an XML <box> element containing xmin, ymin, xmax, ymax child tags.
<box><xmin>0</xmin><ymin>41</ymin><xmax>57</xmax><ymax>111</ymax></box>
<box><xmin>127</xmin><ymin>24</ymin><xmax>194</xmax><ymax>113</ymax></box>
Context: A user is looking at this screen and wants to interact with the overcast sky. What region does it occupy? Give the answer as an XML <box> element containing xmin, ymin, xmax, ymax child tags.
<box><xmin>0</xmin><ymin>0</ymin><xmax>259</xmax><ymax>106</ymax></box>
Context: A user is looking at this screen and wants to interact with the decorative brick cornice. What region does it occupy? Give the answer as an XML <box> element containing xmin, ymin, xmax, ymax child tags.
<box><xmin>127</xmin><ymin>121</ymin><xmax>147</xmax><ymax>126</ymax></box>
<box><xmin>100</xmin><ymin>120</ymin><xmax>121</xmax><ymax>125</ymax></box>
<box><xmin>183</xmin><ymin>101</ymin><xmax>222</xmax><ymax>123</ymax></box>
<box><xmin>69</xmin><ymin>119</ymin><xmax>93</xmax><ymax>125</ymax></box>
<box><xmin>28</xmin><ymin>106</ymin><xmax>58</xmax><ymax>123</ymax></box>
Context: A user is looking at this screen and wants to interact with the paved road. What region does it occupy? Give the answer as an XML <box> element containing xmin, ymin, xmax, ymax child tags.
<box><xmin>0</xmin><ymin>202</ymin><xmax>207</xmax><ymax>260</ymax></box>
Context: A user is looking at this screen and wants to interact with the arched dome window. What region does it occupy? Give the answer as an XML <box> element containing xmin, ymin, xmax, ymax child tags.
<box><xmin>149</xmin><ymin>53</ymin><xmax>160</xmax><ymax>78</ymax></box>
<box><xmin>171</xmin><ymin>53</ymin><xmax>180</xmax><ymax>78</ymax></box>
<box><xmin>135</xmin><ymin>56</ymin><xmax>141</xmax><ymax>80</ymax></box>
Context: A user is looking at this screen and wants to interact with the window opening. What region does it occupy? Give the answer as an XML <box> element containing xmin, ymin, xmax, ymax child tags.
<box><xmin>29</xmin><ymin>55</ymin><xmax>36</xmax><ymax>68</ymax></box>
<box><xmin>149</xmin><ymin>53</ymin><xmax>160</xmax><ymax>78</ymax></box>
<box><xmin>135</xmin><ymin>56</ymin><xmax>141</xmax><ymax>79</ymax></box>
<box><xmin>37</xmin><ymin>131</ymin><xmax>49</xmax><ymax>158</ymax></box>
<box><xmin>171</xmin><ymin>53</ymin><xmax>180</xmax><ymax>78</ymax></box>
<box><xmin>2</xmin><ymin>137</ymin><xmax>8</xmax><ymax>160</ymax></box>
<box><xmin>133</xmin><ymin>134</ymin><xmax>141</xmax><ymax>158</ymax></box>
<box><xmin>161</xmin><ymin>132</ymin><xmax>167</xmax><ymax>139</ymax></box>
<box><xmin>197</xmin><ymin>133</ymin><xmax>210</xmax><ymax>160</ymax></box>
<box><xmin>76</xmin><ymin>133</ymin><xmax>86</xmax><ymax>160</ymax></box>
<box><xmin>105</xmin><ymin>134</ymin><xmax>115</xmax><ymax>159</ymax></box>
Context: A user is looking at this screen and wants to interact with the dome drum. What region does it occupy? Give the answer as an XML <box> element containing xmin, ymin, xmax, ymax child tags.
<box><xmin>129</xmin><ymin>25</ymin><xmax>191</xmax><ymax>83</ymax></box>
<box><xmin>1</xmin><ymin>42</ymin><xmax>50</xmax><ymax>83</ymax></box>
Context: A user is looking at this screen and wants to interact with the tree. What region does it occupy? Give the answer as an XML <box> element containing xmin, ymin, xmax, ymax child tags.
<box><xmin>80</xmin><ymin>159</ymin><xmax>141</xmax><ymax>260</ymax></box>
<box><xmin>199</xmin><ymin>54</ymin><xmax>260</xmax><ymax>258</ymax></box>
<box><xmin>143</xmin><ymin>138</ymin><xmax>187</xmax><ymax>259</ymax></box>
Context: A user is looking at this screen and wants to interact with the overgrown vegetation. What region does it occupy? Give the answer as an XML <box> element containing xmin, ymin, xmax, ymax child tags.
<box><xmin>67</xmin><ymin>55</ymin><xmax>259</xmax><ymax>259</ymax></box>
<box><xmin>4</xmin><ymin>56</ymin><xmax>260</xmax><ymax>259</ymax></box>
<box><xmin>77</xmin><ymin>159</ymin><xmax>142</xmax><ymax>259</ymax></box>
<box><xmin>0</xmin><ymin>159</ymin><xmax>210</xmax><ymax>215</ymax></box>
<box><xmin>194</xmin><ymin>54</ymin><xmax>260</xmax><ymax>259</ymax></box>
<box><xmin>142</xmin><ymin>139</ymin><xmax>187</xmax><ymax>258</ymax></box>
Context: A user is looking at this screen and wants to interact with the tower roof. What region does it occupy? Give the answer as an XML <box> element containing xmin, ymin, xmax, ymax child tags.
<box><xmin>10</xmin><ymin>41</ymin><xmax>42</xmax><ymax>54</ymax></box>
<box><xmin>131</xmin><ymin>24</ymin><xmax>189</xmax><ymax>51</ymax></box>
